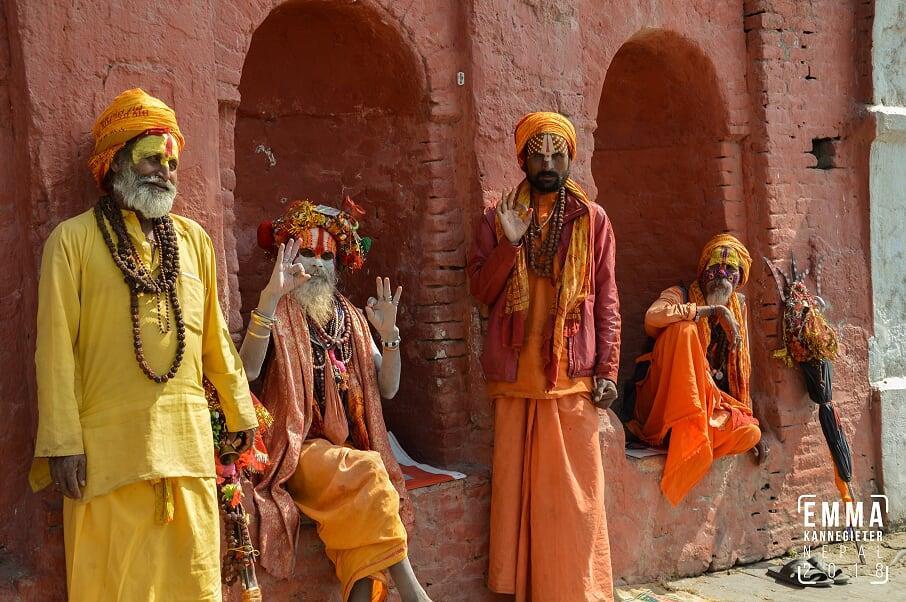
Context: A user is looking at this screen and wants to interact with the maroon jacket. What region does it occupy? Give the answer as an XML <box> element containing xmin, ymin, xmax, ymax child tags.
<box><xmin>467</xmin><ymin>191</ymin><xmax>621</xmax><ymax>386</ymax></box>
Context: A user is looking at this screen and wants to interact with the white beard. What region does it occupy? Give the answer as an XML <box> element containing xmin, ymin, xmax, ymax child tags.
<box><xmin>292</xmin><ymin>270</ymin><xmax>339</xmax><ymax>327</ymax></box>
<box><xmin>111</xmin><ymin>165</ymin><xmax>177</xmax><ymax>219</ymax></box>
<box><xmin>705</xmin><ymin>280</ymin><xmax>734</xmax><ymax>306</ymax></box>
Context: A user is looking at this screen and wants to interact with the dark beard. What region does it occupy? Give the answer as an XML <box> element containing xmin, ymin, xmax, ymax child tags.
<box><xmin>527</xmin><ymin>169</ymin><xmax>568</xmax><ymax>193</ymax></box>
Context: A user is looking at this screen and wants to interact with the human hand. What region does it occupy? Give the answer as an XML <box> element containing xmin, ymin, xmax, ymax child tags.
<box><xmin>49</xmin><ymin>454</ymin><xmax>87</xmax><ymax>499</ymax></box>
<box><xmin>592</xmin><ymin>377</ymin><xmax>618</xmax><ymax>409</ymax></box>
<box><xmin>496</xmin><ymin>186</ymin><xmax>532</xmax><ymax>245</ymax></box>
<box><xmin>224</xmin><ymin>428</ymin><xmax>257</xmax><ymax>456</ymax></box>
<box><xmin>262</xmin><ymin>239</ymin><xmax>311</xmax><ymax>299</ymax></box>
<box><xmin>713</xmin><ymin>305</ymin><xmax>741</xmax><ymax>350</ymax></box>
<box><xmin>366</xmin><ymin>277</ymin><xmax>402</xmax><ymax>341</ymax></box>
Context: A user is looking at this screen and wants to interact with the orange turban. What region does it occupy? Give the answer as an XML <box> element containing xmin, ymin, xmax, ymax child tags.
<box><xmin>698</xmin><ymin>233</ymin><xmax>752</xmax><ymax>285</ymax></box>
<box><xmin>513</xmin><ymin>111</ymin><xmax>577</xmax><ymax>167</ymax></box>
<box><xmin>88</xmin><ymin>88</ymin><xmax>185</xmax><ymax>187</ymax></box>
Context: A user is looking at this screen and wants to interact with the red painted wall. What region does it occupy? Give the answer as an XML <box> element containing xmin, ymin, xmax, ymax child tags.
<box><xmin>0</xmin><ymin>0</ymin><xmax>876</xmax><ymax>599</ymax></box>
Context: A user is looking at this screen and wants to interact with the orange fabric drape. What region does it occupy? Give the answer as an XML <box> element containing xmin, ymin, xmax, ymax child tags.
<box><xmin>627</xmin><ymin>322</ymin><xmax>760</xmax><ymax>505</ymax></box>
<box><xmin>489</xmin><ymin>393</ymin><xmax>613</xmax><ymax>601</ymax></box>
<box><xmin>286</xmin><ymin>438</ymin><xmax>408</xmax><ymax>602</ymax></box>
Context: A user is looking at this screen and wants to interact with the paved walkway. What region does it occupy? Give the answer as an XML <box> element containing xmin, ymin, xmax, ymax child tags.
<box><xmin>616</xmin><ymin>532</ymin><xmax>906</xmax><ymax>602</ymax></box>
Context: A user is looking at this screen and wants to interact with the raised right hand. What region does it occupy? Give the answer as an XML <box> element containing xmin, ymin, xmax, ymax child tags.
<box><xmin>496</xmin><ymin>186</ymin><xmax>532</xmax><ymax>245</ymax></box>
<box><xmin>262</xmin><ymin>238</ymin><xmax>311</xmax><ymax>299</ymax></box>
<box><xmin>49</xmin><ymin>454</ymin><xmax>86</xmax><ymax>499</ymax></box>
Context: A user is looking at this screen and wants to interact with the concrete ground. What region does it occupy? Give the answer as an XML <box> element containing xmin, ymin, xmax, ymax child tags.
<box><xmin>616</xmin><ymin>531</ymin><xmax>906</xmax><ymax>602</ymax></box>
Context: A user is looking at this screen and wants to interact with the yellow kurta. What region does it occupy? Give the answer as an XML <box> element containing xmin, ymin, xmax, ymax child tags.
<box><xmin>30</xmin><ymin>208</ymin><xmax>258</xmax><ymax>498</ymax></box>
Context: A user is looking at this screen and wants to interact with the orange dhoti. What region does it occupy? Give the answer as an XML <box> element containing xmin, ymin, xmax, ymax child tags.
<box><xmin>285</xmin><ymin>438</ymin><xmax>408</xmax><ymax>602</ymax></box>
<box><xmin>489</xmin><ymin>393</ymin><xmax>613</xmax><ymax>602</ymax></box>
<box><xmin>627</xmin><ymin>321</ymin><xmax>760</xmax><ymax>505</ymax></box>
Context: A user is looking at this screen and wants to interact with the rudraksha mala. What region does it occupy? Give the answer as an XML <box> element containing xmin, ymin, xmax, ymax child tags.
<box><xmin>94</xmin><ymin>195</ymin><xmax>186</xmax><ymax>383</ymax></box>
<box><xmin>525</xmin><ymin>186</ymin><xmax>566</xmax><ymax>277</ymax></box>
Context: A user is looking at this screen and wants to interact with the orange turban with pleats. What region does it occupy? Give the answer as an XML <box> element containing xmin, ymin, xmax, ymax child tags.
<box><xmin>88</xmin><ymin>88</ymin><xmax>185</xmax><ymax>187</ymax></box>
<box><xmin>513</xmin><ymin>111</ymin><xmax>578</xmax><ymax>167</ymax></box>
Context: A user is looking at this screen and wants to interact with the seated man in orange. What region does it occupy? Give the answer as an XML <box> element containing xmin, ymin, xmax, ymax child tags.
<box><xmin>626</xmin><ymin>234</ymin><xmax>763</xmax><ymax>505</ymax></box>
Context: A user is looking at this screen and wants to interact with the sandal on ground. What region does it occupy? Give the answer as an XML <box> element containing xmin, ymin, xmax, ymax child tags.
<box><xmin>807</xmin><ymin>556</ymin><xmax>849</xmax><ymax>585</ymax></box>
<box><xmin>766</xmin><ymin>558</ymin><xmax>833</xmax><ymax>587</ymax></box>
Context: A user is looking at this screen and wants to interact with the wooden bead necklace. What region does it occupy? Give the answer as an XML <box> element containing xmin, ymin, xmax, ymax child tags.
<box><xmin>525</xmin><ymin>186</ymin><xmax>566</xmax><ymax>277</ymax></box>
<box><xmin>94</xmin><ymin>196</ymin><xmax>186</xmax><ymax>383</ymax></box>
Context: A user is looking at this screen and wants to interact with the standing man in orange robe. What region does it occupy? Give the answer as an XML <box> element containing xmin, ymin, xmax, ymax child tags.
<box><xmin>467</xmin><ymin>112</ymin><xmax>620</xmax><ymax>601</ymax></box>
<box><xmin>626</xmin><ymin>234</ymin><xmax>763</xmax><ymax>505</ymax></box>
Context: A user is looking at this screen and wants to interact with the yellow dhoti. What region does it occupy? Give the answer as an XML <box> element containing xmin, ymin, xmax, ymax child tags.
<box><xmin>286</xmin><ymin>437</ymin><xmax>408</xmax><ymax>602</ymax></box>
<box><xmin>63</xmin><ymin>476</ymin><xmax>220</xmax><ymax>601</ymax></box>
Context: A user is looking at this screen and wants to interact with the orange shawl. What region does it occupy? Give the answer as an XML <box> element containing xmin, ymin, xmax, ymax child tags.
<box><xmin>252</xmin><ymin>295</ymin><xmax>413</xmax><ymax>579</ymax></box>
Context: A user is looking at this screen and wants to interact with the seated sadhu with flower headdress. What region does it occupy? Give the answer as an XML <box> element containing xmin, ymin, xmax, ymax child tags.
<box><xmin>240</xmin><ymin>200</ymin><xmax>431</xmax><ymax>602</ymax></box>
<box><xmin>625</xmin><ymin>234</ymin><xmax>765</xmax><ymax>505</ymax></box>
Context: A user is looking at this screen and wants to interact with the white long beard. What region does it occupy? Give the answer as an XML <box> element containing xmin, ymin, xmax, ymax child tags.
<box><xmin>111</xmin><ymin>165</ymin><xmax>177</xmax><ymax>219</ymax></box>
<box><xmin>705</xmin><ymin>280</ymin><xmax>734</xmax><ymax>306</ymax></box>
<box><xmin>292</xmin><ymin>271</ymin><xmax>338</xmax><ymax>326</ymax></box>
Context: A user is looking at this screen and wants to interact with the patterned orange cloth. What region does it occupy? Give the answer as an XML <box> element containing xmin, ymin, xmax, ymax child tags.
<box><xmin>88</xmin><ymin>88</ymin><xmax>185</xmax><ymax>187</ymax></box>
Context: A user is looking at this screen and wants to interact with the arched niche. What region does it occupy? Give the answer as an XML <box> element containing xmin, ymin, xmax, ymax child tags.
<box><xmin>592</xmin><ymin>30</ymin><xmax>733</xmax><ymax>403</ymax></box>
<box><xmin>232</xmin><ymin>0</ymin><xmax>435</xmax><ymax>449</ymax></box>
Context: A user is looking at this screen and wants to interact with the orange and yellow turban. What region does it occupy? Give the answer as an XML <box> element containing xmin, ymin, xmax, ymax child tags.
<box><xmin>513</xmin><ymin>111</ymin><xmax>577</xmax><ymax>167</ymax></box>
<box><xmin>88</xmin><ymin>88</ymin><xmax>185</xmax><ymax>187</ymax></box>
<box><xmin>697</xmin><ymin>233</ymin><xmax>752</xmax><ymax>285</ymax></box>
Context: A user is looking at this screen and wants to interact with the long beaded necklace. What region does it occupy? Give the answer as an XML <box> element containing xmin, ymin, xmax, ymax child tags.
<box><xmin>309</xmin><ymin>296</ymin><xmax>354</xmax><ymax>404</ymax></box>
<box><xmin>94</xmin><ymin>196</ymin><xmax>186</xmax><ymax>383</ymax></box>
<box><xmin>525</xmin><ymin>186</ymin><xmax>567</xmax><ymax>277</ymax></box>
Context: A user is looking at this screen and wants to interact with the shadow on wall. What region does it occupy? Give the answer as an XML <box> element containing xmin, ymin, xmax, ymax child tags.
<box><xmin>232</xmin><ymin>0</ymin><xmax>435</xmax><ymax>448</ymax></box>
<box><xmin>592</xmin><ymin>30</ymin><xmax>732</xmax><ymax>413</ymax></box>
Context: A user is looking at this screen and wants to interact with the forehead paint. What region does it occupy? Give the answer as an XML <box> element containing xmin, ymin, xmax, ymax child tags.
<box><xmin>299</xmin><ymin>227</ymin><xmax>337</xmax><ymax>257</ymax></box>
<box><xmin>705</xmin><ymin>245</ymin><xmax>742</xmax><ymax>271</ymax></box>
<box><xmin>526</xmin><ymin>133</ymin><xmax>568</xmax><ymax>162</ymax></box>
<box><xmin>131</xmin><ymin>133</ymin><xmax>179</xmax><ymax>167</ymax></box>
<box><xmin>703</xmin><ymin>246</ymin><xmax>742</xmax><ymax>285</ymax></box>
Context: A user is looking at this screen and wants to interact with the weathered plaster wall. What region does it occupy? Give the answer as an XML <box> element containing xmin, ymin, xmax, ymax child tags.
<box><xmin>0</xmin><ymin>0</ymin><xmax>880</xmax><ymax>599</ymax></box>
<box><xmin>870</xmin><ymin>0</ymin><xmax>906</xmax><ymax>529</ymax></box>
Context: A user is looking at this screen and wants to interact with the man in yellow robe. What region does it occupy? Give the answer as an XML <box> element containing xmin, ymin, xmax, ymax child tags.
<box><xmin>30</xmin><ymin>88</ymin><xmax>259</xmax><ymax>600</ymax></box>
<box><xmin>243</xmin><ymin>201</ymin><xmax>431</xmax><ymax>602</ymax></box>
<box><xmin>626</xmin><ymin>234</ymin><xmax>764</xmax><ymax>505</ymax></box>
<box><xmin>467</xmin><ymin>112</ymin><xmax>620</xmax><ymax>601</ymax></box>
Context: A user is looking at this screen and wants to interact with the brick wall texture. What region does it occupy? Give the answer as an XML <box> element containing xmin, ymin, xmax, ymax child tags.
<box><xmin>0</xmin><ymin>1</ymin><xmax>877</xmax><ymax>600</ymax></box>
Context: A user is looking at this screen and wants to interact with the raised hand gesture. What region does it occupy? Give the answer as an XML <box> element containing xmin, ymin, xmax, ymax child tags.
<box><xmin>263</xmin><ymin>238</ymin><xmax>311</xmax><ymax>299</ymax></box>
<box><xmin>496</xmin><ymin>186</ymin><xmax>532</xmax><ymax>245</ymax></box>
<box><xmin>365</xmin><ymin>276</ymin><xmax>402</xmax><ymax>340</ymax></box>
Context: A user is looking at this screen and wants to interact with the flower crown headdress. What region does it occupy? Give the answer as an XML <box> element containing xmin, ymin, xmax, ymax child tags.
<box><xmin>257</xmin><ymin>196</ymin><xmax>372</xmax><ymax>271</ymax></box>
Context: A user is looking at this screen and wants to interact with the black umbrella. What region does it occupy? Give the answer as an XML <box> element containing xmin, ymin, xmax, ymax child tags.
<box><xmin>800</xmin><ymin>359</ymin><xmax>852</xmax><ymax>484</ymax></box>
